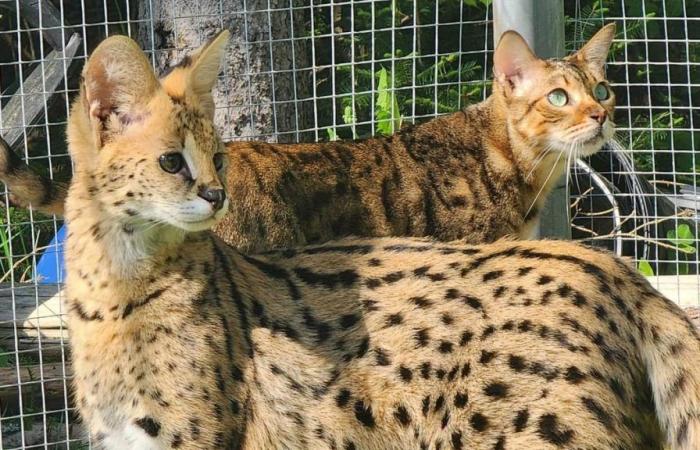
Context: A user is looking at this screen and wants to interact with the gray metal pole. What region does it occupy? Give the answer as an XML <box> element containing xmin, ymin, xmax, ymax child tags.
<box><xmin>493</xmin><ymin>0</ymin><xmax>570</xmax><ymax>239</ymax></box>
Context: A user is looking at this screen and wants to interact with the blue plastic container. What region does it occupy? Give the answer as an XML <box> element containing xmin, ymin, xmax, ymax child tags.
<box><xmin>35</xmin><ymin>224</ymin><xmax>66</xmax><ymax>283</ymax></box>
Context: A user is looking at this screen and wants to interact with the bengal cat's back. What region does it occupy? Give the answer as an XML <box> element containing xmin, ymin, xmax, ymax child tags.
<box><xmin>216</xmin><ymin>109</ymin><xmax>526</xmax><ymax>253</ymax></box>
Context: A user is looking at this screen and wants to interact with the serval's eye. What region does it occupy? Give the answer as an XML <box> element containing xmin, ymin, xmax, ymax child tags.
<box><xmin>547</xmin><ymin>89</ymin><xmax>568</xmax><ymax>107</ymax></box>
<box><xmin>213</xmin><ymin>153</ymin><xmax>225</xmax><ymax>171</ymax></box>
<box><xmin>159</xmin><ymin>152</ymin><xmax>184</xmax><ymax>174</ymax></box>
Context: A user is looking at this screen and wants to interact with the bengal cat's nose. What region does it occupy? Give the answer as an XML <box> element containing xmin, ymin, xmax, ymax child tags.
<box><xmin>590</xmin><ymin>110</ymin><xmax>607</xmax><ymax>124</ymax></box>
<box><xmin>198</xmin><ymin>186</ymin><xmax>226</xmax><ymax>211</ymax></box>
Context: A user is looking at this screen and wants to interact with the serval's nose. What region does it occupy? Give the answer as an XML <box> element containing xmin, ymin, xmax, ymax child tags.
<box><xmin>198</xmin><ymin>186</ymin><xmax>226</xmax><ymax>211</ymax></box>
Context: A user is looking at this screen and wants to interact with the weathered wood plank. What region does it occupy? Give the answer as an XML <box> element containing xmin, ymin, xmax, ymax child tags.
<box><xmin>0</xmin><ymin>363</ymin><xmax>73</xmax><ymax>416</ymax></box>
<box><xmin>0</xmin><ymin>34</ymin><xmax>81</xmax><ymax>148</ymax></box>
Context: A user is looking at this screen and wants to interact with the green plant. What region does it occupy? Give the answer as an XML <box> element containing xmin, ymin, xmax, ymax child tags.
<box><xmin>637</xmin><ymin>259</ymin><xmax>654</xmax><ymax>276</ymax></box>
<box><xmin>375</xmin><ymin>67</ymin><xmax>403</xmax><ymax>136</ymax></box>
<box><xmin>666</xmin><ymin>224</ymin><xmax>696</xmax><ymax>275</ymax></box>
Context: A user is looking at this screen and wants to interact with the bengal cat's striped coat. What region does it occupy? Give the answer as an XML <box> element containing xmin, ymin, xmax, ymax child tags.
<box><xmin>1</xmin><ymin>26</ymin><xmax>616</xmax><ymax>251</ymax></box>
<box><xmin>63</xmin><ymin>31</ymin><xmax>699</xmax><ymax>450</ymax></box>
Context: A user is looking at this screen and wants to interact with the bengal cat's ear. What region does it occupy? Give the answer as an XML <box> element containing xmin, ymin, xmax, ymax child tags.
<box><xmin>187</xmin><ymin>30</ymin><xmax>229</xmax><ymax>117</ymax></box>
<box><xmin>570</xmin><ymin>23</ymin><xmax>616</xmax><ymax>78</ymax></box>
<box><xmin>82</xmin><ymin>35</ymin><xmax>159</xmax><ymax>148</ymax></box>
<box><xmin>493</xmin><ymin>31</ymin><xmax>542</xmax><ymax>96</ymax></box>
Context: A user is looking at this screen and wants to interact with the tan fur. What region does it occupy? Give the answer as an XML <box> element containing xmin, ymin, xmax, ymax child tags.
<box><xmin>65</xmin><ymin>31</ymin><xmax>699</xmax><ymax>450</ymax></box>
<box><xmin>2</xmin><ymin>26</ymin><xmax>616</xmax><ymax>252</ymax></box>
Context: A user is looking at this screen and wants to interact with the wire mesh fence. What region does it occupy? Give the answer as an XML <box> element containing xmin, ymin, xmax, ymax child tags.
<box><xmin>0</xmin><ymin>0</ymin><xmax>697</xmax><ymax>447</ymax></box>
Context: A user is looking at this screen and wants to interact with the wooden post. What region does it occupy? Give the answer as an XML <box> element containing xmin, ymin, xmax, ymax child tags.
<box><xmin>493</xmin><ymin>0</ymin><xmax>570</xmax><ymax>239</ymax></box>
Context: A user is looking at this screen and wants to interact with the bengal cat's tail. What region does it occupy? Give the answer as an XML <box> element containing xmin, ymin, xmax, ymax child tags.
<box><xmin>637</xmin><ymin>279</ymin><xmax>700</xmax><ymax>450</ymax></box>
<box><xmin>0</xmin><ymin>135</ymin><xmax>67</xmax><ymax>216</ymax></box>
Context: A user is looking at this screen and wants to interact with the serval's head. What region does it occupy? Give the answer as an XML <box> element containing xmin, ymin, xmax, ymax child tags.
<box><xmin>492</xmin><ymin>24</ymin><xmax>617</xmax><ymax>158</ymax></box>
<box><xmin>68</xmin><ymin>31</ymin><xmax>230</xmax><ymax>232</ymax></box>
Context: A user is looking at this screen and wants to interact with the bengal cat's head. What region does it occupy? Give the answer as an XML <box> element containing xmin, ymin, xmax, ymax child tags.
<box><xmin>68</xmin><ymin>32</ymin><xmax>230</xmax><ymax>232</ymax></box>
<box><xmin>493</xmin><ymin>24</ymin><xmax>616</xmax><ymax>157</ymax></box>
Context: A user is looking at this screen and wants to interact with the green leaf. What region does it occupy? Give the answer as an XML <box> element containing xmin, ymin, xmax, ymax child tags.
<box><xmin>342</xmin><ymin>105</ymin><xmax>355</xmax><ymax>126</ymax></box>
<box><xmin>375</xmin><ymin>67</ymin><xmax>402</xmax><ymax>136</ymax></box>
<box><xmin>638</xmin><ymin>259</ymin><xmax>654</xmax><ymax>277</ymax></box>
<box><xmin>667</xmin><ymin>224</ymin><xmax>695</xmax><ymax>251</ymax></box>
<box><xmin>326</xmin><ymin>128</ymin><xmax>338</xmax><ymax>141</ymax></box>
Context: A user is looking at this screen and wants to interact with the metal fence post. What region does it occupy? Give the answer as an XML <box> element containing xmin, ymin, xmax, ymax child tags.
<box><xmin>493</xmin><ymin>0</ymin><xmax>570</xmax><ymax>239</ymax></box>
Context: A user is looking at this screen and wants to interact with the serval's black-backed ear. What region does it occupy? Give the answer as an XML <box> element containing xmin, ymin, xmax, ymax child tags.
<box><xmin>160</xmin><ymin>30</ymin><xmax>230</xmax><ymax>119</ymax></box>
<box><xmin>187</xmin><ymin>30</ymin><xmax>229</xmax><ymax>118</ymax></box>
<box><xmin>493</xmin><ymin>30</ymin><xmax>543</xmax><ymax>96</ymax></box>
<box><xmin>569</xmin><ymin>23</ymin><xmax>616</xmax><ymax>78</ymax></box>
<box><xmin>82</xmin><ymin>35</ymin><xmax>159</xmax><ymax>148</ymax></box>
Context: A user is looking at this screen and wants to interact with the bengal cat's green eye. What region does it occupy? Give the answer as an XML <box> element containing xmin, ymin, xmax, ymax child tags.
<box><xmin>594</xmin><ymin>82</ymin><xmax>610</xmax><ymax>101</ymax></box>
<box><xmin>213</xmin><ymin>153</ymin><xmax>225</xmax><ymax>171</ymax></box>
<box><xmin>159</xmin><ymin>152</ymin><xmax>184</xmax><ymax>174</ymax></box>
<box><xmin>547</xmin><ymin>89</ymin><xmax>568</xmax><ymax>107</ymax></box>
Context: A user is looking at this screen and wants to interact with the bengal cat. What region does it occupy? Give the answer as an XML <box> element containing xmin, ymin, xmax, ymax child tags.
<box><xmin>0</xmin><ymin>25</ymin><xmax>616</xmax><ymax>252</ymax></box>
<box><xmin>64</xmin><ymin>31</ymin><xmax>699</xmax><ymax>450</ymax></box>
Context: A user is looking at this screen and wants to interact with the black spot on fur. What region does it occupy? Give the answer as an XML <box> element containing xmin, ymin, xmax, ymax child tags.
<box><xmin>517</xmin><ymin>267</ymin><xmax>534</xmax><ymax>276</ymax></box>
<box><xmin>353</xmin><ymin>400</ymin><xmax>375</xmax><ymax>428</ymax></box>
<box><xmin>399</xmin><ymin>365</ymin><xmax>413</xmax><ymax>382</ymax></box>
<box><xmin>438</xmin><ymin>341</ymin><xmax>454</xmax><ymax>353</ymax></box>
<box><xmin>479</xmin><ymin>350</ymin><xmax>497</xmax><ymax>364</ymax></box>
<box><xmin>134</xmin><ymin>417</ymin><xmax>160</xmax><ymax>437</ymax></box>
<box><xmin>421</xmin><ymin>362</ymin><xmax>432</xmax><ymax>379</ymax></box>
<box><xmin>415</xmin><ymin>328</ymin><xmax>430</xmax><ymax>347</ymax></box>
<box><xmin>336</xmin><ymin>389</ymin><xmax>351</xmax><ymax>407</ymax></box>
<box><xmin>537</xmin><ymin>275</ymin><xmax>553</xmax><ymax>285</ymax></box>
<box><xmin>441</xmin><ymin>410</ymin><xmax>451</xmax><ymax>429</ymax></box>
<box><xmin>459</xmin><ymin>330</ymin><xmax>474</xmax><ymax>346</ymax></box>
<box><xmin>454</xmin><ymin>392</ymin><xmax>468</xmax><ymax>408</ymax></box>
<box><xmin>508</xmin><ymin>354</ymin><xmax>526</xmax><ymax>372</ymax></box>
<box><xmin>339</xmin><ymin>314</ymin><xmax>360</xmax><ymax>329</ymax></box>
<box><xmin>422</xmin><ymin>396</ymin><xmax>431</xmax><ymax>416</ymax></box>
<box><xmin>514</xmin><ymin>409</ymin><xmax>529</xmax><ymax>432</ymax></box>
<box><xmin>481</xmin><ymin>325</ymin><xmax>496</xmax><ymax>339</ymax></box>
<box><xmin>564</xmin><ymin>366</ymin><xmax>586</xmax><ymax>384</ymax></box>
<box><xmin>471</xmin><ymin>413</ymin><xmax>489</xmax><ymax>432</ymax></box>
<box><xmin>582</xmin><ymin>397</ymin><xmax>614</xmax><ymax>429</ymax></box>
<box><xmin>494</xmin><ymin>435</ymin><xmax>506</xmax><ymax>450</ymax></box>
<box><xmin>483</xmin><ymin>270</ymin><xmax>504</xmax><ymax>282</ymax></box>
<box><xmin>394</xmin><ymin>405</ymin><xmax>411</xmax><ymax>427</ymax></box>
<box><xmin>434</xmin><ymin>394</ymin><xmax>445</xmax><ymax>411</ymax></box>
<box><xmin>385</xmin><ymin>313</ymin><xmax>403</xmax><ymax>327</ymax></box>
<box><xmin>375</xmin><ymin>348</ymin><xmax>391</xmax><ymax>366</ymax></box>
<box><xmin>538</xmin><ymin>414</ymin><xmax>574</xmax><ymax>445</ymax></box>
<box><xmin>484</xmin><ymin>382</ymin><xmax>509</xmax><ymax>399</ymax></box>
<box><xmin>410</xmin><ymin>296</ymin><xmax>433</xmax><ymax>308</ymax></box>
<box><xmin>451</xmin><ymin>431</ymin><xmax>463</xmax><ymax>450</ymax></box>
<box><xmin>294</xmin><ymin>267</ymin><xmax>359</xmax><ymax>288</ymax></box>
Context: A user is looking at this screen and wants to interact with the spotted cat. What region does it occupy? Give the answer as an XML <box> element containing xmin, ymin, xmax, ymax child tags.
<box><xmin>1</xmin><ymin>25</ymin><xmax>616</xmax><ymax>252</ymax></box>
<box><xmin>65</xmin><ymin>31</ymin><xmax>699</xmax><ymax>450</ymax></box>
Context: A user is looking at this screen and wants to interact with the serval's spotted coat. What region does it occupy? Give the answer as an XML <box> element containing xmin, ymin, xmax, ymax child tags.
<box><xmin>64</xmin><ymin>32</ymin><xmax>699</xmax><ymax>450</ymax></box>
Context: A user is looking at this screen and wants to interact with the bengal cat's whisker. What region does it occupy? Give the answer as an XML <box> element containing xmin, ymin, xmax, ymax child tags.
<box><xmin>524</xmin><ymin>144</ymin><xmax>556</xmax><ymax>182</ymax></box>
<box><xmin>525</xmin><ymin>150</ymin><xmax>564</xmax><ymax>220</ymax></box>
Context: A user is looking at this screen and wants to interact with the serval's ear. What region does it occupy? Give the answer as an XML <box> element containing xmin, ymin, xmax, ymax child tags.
<box><xmin>187</xmin><ymin>30</ymin><xmax>229</xmax><ymax>117</ymax></box>
<box><xmin>161</xmin><ymin>30</ymin><xmax>231</xmax><ymax>119</ymax></box>
<box><xmin>569</xmin><ymin>23</ymin><xmax>616</xmax><ymax>78</ymax></box>
<box><xmin>82</xmin><ymin>35</ymin><xmax>159</xmax><ymax>148</ymax></box>
<box><xmin>493</xmin><ymin>30</ymin><xmax>544</xmax><ymax>96</ymax></box>
<box><xmin>160</xmin><ymin>30</ymin><xmax>230</xmax><ymax>119</ymax></box>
